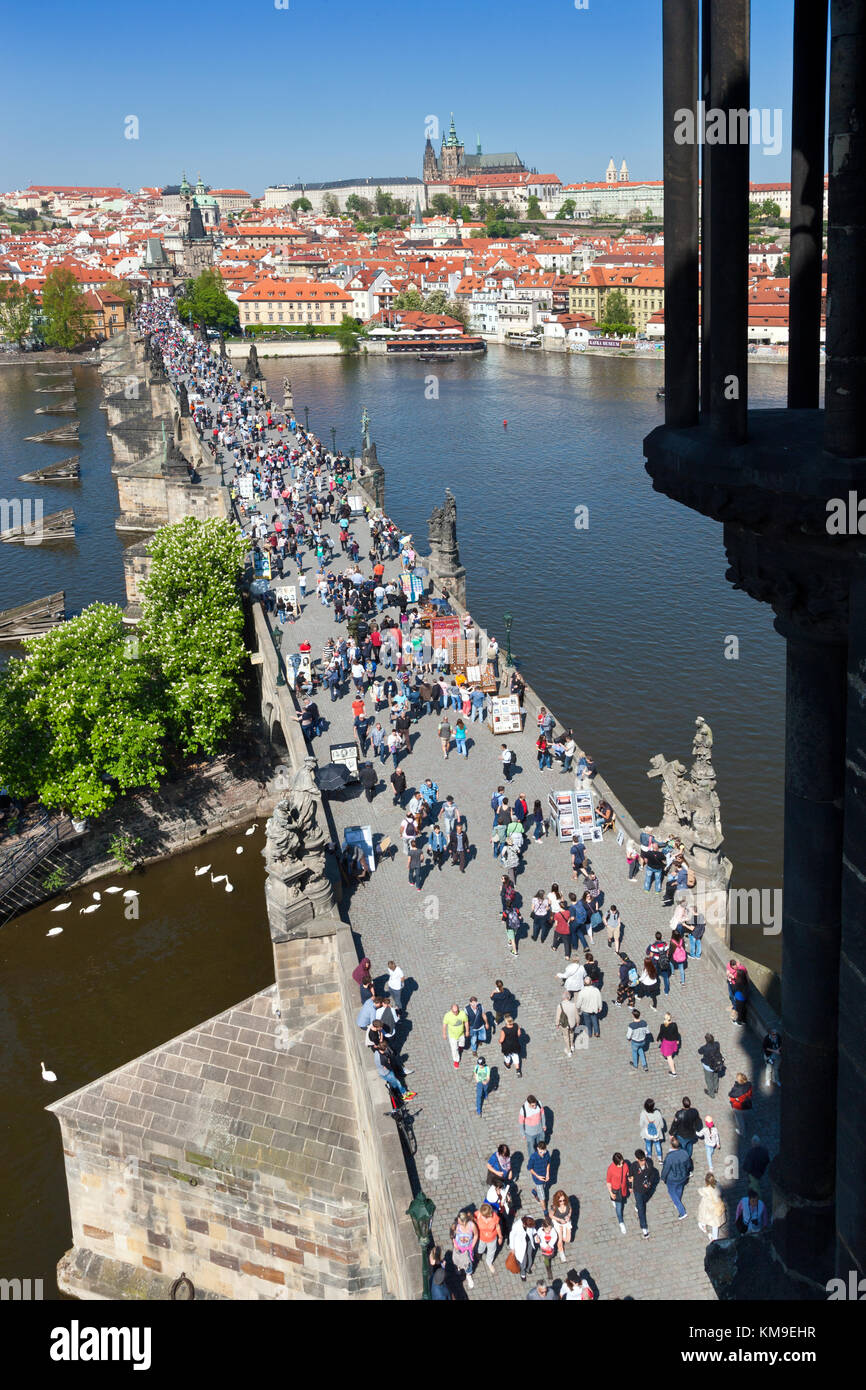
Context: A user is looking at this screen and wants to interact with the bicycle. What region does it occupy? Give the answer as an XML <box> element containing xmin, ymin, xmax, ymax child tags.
<box><xmin>385</xmin><ymin>1084</ymin><xmax>419</xmax><ymax>1157</ymax></box>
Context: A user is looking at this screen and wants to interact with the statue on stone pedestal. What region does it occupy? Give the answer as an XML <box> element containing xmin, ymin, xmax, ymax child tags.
<box><xmin>242</xmin><ymin>343</ymin><xmax>264</xmax><ymax>385</ymax></box>
<box><xmin>177</xmin><ymin>381</ymin><xmax>190</xmax><ymax>418</ymax></box>
<box><xmin>647</xmin><ymin>715</ymin><xmax>723</xmax><ymax>848</ymax></box>
<box><xmin>219</xmin><ymin>331</ymin><xmax>228</xmax><ymax>360</ymax></box>
<box><xmin>361</xmin><ymin>406</ymin><xmax>371</xmax><ymax>452</ymax></box>
<box><xmin>429</xmin><ymin>489</ymin><xmax>461</xmax><ymax>572</ymax></box>
<box><xmin>263</xmin><ymin>757</ymin><xmax>333</xmax><ymax>918</ymax></box>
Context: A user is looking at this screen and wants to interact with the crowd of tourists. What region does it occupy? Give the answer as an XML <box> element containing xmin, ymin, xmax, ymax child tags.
<box><xmin>135</xmin><ymin>304</ymin><xmax>779</xmax><ymax>1301</ymax></box>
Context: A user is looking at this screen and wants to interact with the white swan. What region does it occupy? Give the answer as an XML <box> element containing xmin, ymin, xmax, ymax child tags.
<box><xmin>235</xmin><ymin>846</ymin><xmax>243</xmax><ymax>855</ymax></box>
<box><xmin>51</xmin><ymin>902</ymin><xmax>72</xmax><ymax>912</ymax></box>
<box><xmin>46</xmin><ymin>927</ymin><xmax>63</xmax><ymax>937</ymax></box>
<box><xmin>210</xmin><ymin>873</ymin><xmax>227</xmax><ymax>884</ymax></box>
<box><xmin>104</xmin><ymin>885</ymin><xmax>123</xmax><ymax>894</ymax></box>
<box><xmin>40</xmin><ymin>1061</ymin><xmax>57</xmax><ymax>1082</ymax></box>
<box><xmin>92</xmin><ymin>891</ymin><xmax>101</xmax><ymax>901</ymax></box>
<box><xmin>122</xmin><ymin>889</ymin><xmax>139</xmax><ymax>899</ymax></box>
<box><xmin>224</xmin><ymin>881</ymin><xmax>234</xmax><ymax>893</ymax></box>
<box><xmin>245</xmin><ymin>825</ymin><xmax>257</xmax><ymax>836</ymax></box>
<box><xmin>194</xmin><ymin>864</ymin><xmax>211</xmax><ymax>876</ymax></box>
<box><xmin>79</xmin><ymin>904</ymin><xmax>100</xmax><ymax>914</ymax></box>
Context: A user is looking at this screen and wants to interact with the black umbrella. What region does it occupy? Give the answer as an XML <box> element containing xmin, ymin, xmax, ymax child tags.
<box><xmin>316</xmin><ymin>762</ymin><xmax>351</xmax><ymax>793</ymax></box>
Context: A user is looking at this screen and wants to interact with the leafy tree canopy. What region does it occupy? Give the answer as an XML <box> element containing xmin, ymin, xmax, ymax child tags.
<box><xmin>0</xmin><ymin>604</ymin><xmax>166</xmax><ymax>820</ymax></box>
<box><xmin>41</xmin><ymin>267</ymin><xmax>88</xmax><ymax>350</ymax></box>
<box><xmin>0</xmin><ymin>281</ymin><xmax>36</xmax><ymax>346</ymax></box>
<box><xmin>177</xmin><ymin>268</ymin><xmax>237</xmax><ymax>331</ymax></box>
<box><xmin>139</xmin><ymin>516</ymin><xmax>248</xmax><ymax>756</ymax></box>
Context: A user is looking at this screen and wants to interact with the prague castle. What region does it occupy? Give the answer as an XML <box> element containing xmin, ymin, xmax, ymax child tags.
<box><xmin>423</xmin><ymin>114</ymin><xmax>527</xmax><ymax>184</ymax></box>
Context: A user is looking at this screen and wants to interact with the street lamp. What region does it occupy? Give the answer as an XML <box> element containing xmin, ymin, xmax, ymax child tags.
<box><xmin>503</xmin><ymin>612</ymin><xmax>514</xmax><ymax>668</ymax></box>
<box><xmin>272</xmin><ymin>624</ymin><xmax>286</xmax><ymax>687</ymax></box>
<box><xmin>304</xmin><ymin>405</ymin><xmax>310</xmax><ymax>431</ymax></box>
<box><xmin>406</xmin><ymin>1191</ymin><xmax>436</xmax><ymax>1300</ymax></box>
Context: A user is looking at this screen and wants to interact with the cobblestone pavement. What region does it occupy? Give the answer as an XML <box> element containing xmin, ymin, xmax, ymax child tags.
<box><xmin>215</xmin><ymin>407</ymin><xmax>781</xmax><ymax>1301</ymax></box>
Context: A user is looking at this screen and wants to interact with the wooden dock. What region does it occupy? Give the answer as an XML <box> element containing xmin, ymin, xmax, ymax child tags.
<box><xmin>0</xmin><ymin>590</ymin><xmax>65</xmax><ymax>642</ymax></box>
<box><xmin>18</xmin><ymin>455</ymin><xmax>80</xmax><ymax>483</ymax></box>
<box><xmin>24</xmin><ymin>424</ymin><xmax>80</xmax><ymax>444</ymax></box>
<box><xmin>34</xmin><ymin>399</ymin><xmax>77</xmax><ymax>415</ymax></box>
<box><xmin>0</xmin><ymin>508</ymin><xmax>75</xmax><ymax>544</ymax></box>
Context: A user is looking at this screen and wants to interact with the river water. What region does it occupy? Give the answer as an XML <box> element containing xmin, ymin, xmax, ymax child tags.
<box><xmin>0</xmin><ymin>345</ymin><xmax>787</xmax><ymax>1294</ymax></box>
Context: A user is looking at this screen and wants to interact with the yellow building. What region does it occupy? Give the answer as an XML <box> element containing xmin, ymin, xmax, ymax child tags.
<box><xmin>237</xmin><ymin>278</ymin><xmax>353</xmax><ymax>328</ymax></box>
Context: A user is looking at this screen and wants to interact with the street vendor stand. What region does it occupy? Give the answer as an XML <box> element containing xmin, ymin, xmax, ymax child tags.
<box><xmin>330</xmin><ymin>741</ymin><xmax>360</xmax><ymax>782</ymax></box>
<box><xmin>488</xmin><ymin>693</ymin><xmax>523</xmax><ymax>733</ymax></box>
<box><xmin>547</xmin><ymin>788</ymin><xmax>603</xmax><ymax>843</ymax></box>
<box><xmin>342</xmin><ymin>823</ymin><xmax>376</xmax><ymax>872</ymax></box>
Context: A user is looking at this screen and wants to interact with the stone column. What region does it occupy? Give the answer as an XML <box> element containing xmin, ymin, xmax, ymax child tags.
<box><xmin>768</xmin><ymin>614</ymin><xmax>846</xmax><ymax>1287</ymax></box>
<box><xmin>838</xmin><ymin>573</ymin><xmax>866</xmax><ymax>1279</ymax></box>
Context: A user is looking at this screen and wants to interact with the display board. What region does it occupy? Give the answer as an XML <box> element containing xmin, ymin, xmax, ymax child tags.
<box><xmin>330</xmin><ymin>741</ymin><xmax>359</xmax><ymax>780</ymax></box>
<box><xmin>573</xmin><ymin>789</ymin><xmax>603</xmax><ymax>843</ymax></box>
<box><xmin>347</xmin><ymin>494</ymin><xmax>365</xmax><ymax>513</ymax></box>
<box><xmin>400</xmin><ymin>572</ymin><xmax>424</xmax><ymax>601</ymax></box>
<box><xmin>488</xmin><ymin>694</ymin><xmax>523</xmax><ymax>734</ymax></box>
<box><xmin>548</xmin><ymin>789</ymin><xmax>577</xmax><ymax>841</ymax></box>
<box><xmin>431</xmin><ymin>615</ymin><xmax>461</xmax><ymax>647</ymax></box>
<box><xmin>274</xmin><ymin>585</ymin><xmax>298</xmax><ymax>615</ymax></box>
<box><xmin>237</xmin><ymin>474</ymin><xmax>254</xmax><ymax>500</ymax></box>
<box><xmin>343</xmin><ymin>823</ymin><xmax>376</xmax><ymax>871</ymax></box>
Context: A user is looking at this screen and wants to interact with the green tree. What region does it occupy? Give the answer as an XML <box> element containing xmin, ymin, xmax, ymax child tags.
<box><xmin>322</xmin><ymin>193</ymin><xmax>340</xmax><ymax>216</ymax></box>
<box><xmin>291</xmin><ymin>196</ymin><xmax>313</xmax><ymax>212</ymax></box>
<box><xmin>139</xmin><ymin>517</ymin><xmax>247</xmax><ymax>757</ymax></box>
<box><xmin>600</xmin><ymin>289</ymin><xmax>635</xmax><ymax>331</ymax></box>
<box><xmin>335</xmin><ymin>318</ymin><xmax>359</xmax><ymax>353</ymax></box>
<box><xmin>103</xmin><ymin>278</ymin><xmax>135</xmax><ymax>309</ymax></box>
<box><xmin>346</xmin><ymin>194</ymin><xmax>372</xmax><ymax>217</ymax></box>
<box><xmin>775</xmin><ymin>253</ymin><xmax>790</xmax><ymax>278</ymax></box>
<box><xmin>0</xmin><ymin>604</ymin><xmax>167</xmax><ymax>821</ymax></box>
<box><xmin>526</xmin><ymin>194</ymin><xmax>542</xmax><ymax>219</ymax></box>
<box><xmin>443</xmin><ymin>297</ymin><xmax>469</xmax><ymax>330</ymax></box>
<box><xmin>393</xmin><ymin>289</ymin><xmax>425</xmax><ymax>311</ymax></box>
<box><xmin>41</xmin><ymin>267</ymin><xmax>88</xmax><ymax>349</ymax></box>
<box><xmin>560</xmin><ymin>199</ymin><xmax>576</xmax><ymax>219</ymax></box>
<box><xmin>374</xmin><ymin>187</ymin><xmax>394</xmax><ymax>216</ymax></box>
<box><xmin>177</xmin><ymin>268</ymin><xmax>237</xmax><ymax>331</ymax></box>
<box><xmin>761</xmin><ymin>199</ymin><xmax>781</xmax><ymax>220</ymax></box>
<box><xmin>0</xmin><ymin>281</ymin><xmax>36</xmax><ymax>346</ymax></box>
<box><xmin>430</xmin><ymin>193</ymin><xmax>451</xmax><ymax>214</ymax></box>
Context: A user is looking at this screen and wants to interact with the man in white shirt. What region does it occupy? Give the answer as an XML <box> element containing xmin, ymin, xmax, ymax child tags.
<box><xmin>386</xmin><ymin>960</ymin><xmax>405</xmax><ymax>1017</ymax></box>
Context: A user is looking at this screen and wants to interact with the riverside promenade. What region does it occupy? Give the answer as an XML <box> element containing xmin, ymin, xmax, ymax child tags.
<box><xmin>212</xmin><ymin>450</ymin><xmax>782</xmax><ymax>1299</ymax></box>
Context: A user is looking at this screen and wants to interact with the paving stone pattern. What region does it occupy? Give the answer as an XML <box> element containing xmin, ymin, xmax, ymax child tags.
<box><xmin>220</xmin><ymin>403</ymin><xmax>781</xmax><ymax>1301</ymax></box>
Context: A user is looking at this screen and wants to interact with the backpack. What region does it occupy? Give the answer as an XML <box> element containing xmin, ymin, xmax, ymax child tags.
<box><xmin>673</xmin><ymin>942</ymin><xmax>686</xmax><ymax>963</ymax></box>
<box><xmin>627</xmin><ymin>965</ymin><xmax>639</xmax><ymax>986</ymax></box>
<box><xmin>646</xmin><ymin>1118</ymin><xmax>659</xmax><ymax>1138</ymax></box>
<box><xmin>558</xmin><ymin>1005</ymin><xmax>571</xmax><ymax>1029</ymax></box>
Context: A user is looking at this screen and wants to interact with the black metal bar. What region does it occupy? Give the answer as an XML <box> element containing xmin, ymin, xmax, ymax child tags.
<box><xmin>700</xmin><ymin>0</ymin><xmax>712</xmax><ymax>414</ymax></box>
<box><xmin>663</xmin><ymin>0</ymin><xmax>700</xmax><ymax>427</ymax></box>
<box><xmin>824</xmin><ymin>0</ymin><xmax>866</xmax><ymax>457</ymax></box>
<box><xmin>788</xmin><ymin>0</ymin><xmax>829</xmax><ymax>408</ymax></box>
<box><xmin>708</xmin><ymin>0</ymin><xmax>750</xmax><ymax>441</ymax></box>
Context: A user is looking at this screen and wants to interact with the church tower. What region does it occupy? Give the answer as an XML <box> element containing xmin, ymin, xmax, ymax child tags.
<box><xmin>619</xmin><ymin>159</ymin><xmax>629</xmax><ymax>182</ymax></box>
<box><xmin>440</xmin><ymin>113</ymin><xmax>465</xmax><ymax>182</ymax></box>
<box><xmin>423</xmin><ymin>135</ymin><xmax>438</xmax><ymax>183</ymax></box>
<box><xmin>605</xmin><ymin>157</ymin><xmax>617</xmax><ymax>184</ymax></box>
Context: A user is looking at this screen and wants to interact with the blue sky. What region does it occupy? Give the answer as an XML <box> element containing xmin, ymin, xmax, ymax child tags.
<box><xmin>2</xmin><ymin>0</ymin><xmax>798</xmax><ymax>193</ymax></box>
